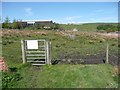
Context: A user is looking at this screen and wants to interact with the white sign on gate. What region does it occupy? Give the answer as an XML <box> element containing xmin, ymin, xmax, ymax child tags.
<box><xmin>27</xmin><ymin>40</ymin><xmax>38</xmax><ymax>49</ymax></box>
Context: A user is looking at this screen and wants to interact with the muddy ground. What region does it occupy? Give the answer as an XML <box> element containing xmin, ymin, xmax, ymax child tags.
<box><xmin>52</xmin><ymin>52</ymin><xmax>118</xmax><ymax>66</ymax></box>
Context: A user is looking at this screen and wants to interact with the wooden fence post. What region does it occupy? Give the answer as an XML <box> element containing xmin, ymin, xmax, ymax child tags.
<box><xmin>46</xmin><ymin>41</ymin><xmax>51</xmax><ymax>65</ymax></box>
<box><xmin>46</xmin><ymin>41</ymin><xmax>49</xmax><ymax>64</ymax></box>
<box><xmin>106</xmin><ymin>43</ymin><xmax>109</xmax><ymax>63</ymax></box>
<box><xmin>49</xmin><ymin>41</ymin><xmax>51</xmax><ymax>65</ymax></box>
<box><xmin>21</xmin><ymin>40</ymin><xmax>26</xmax><ymax>64</ymax></box>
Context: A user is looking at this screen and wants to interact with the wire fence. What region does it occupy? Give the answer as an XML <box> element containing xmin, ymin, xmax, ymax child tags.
<box><xmin>2</xmin><ymin>38</ymin><xmax>119</xmax><ymax>66</ymax></box>
<box><xmin>52</xmin><ymin>42</ymin><xmax>118</xmax><ymax>66</ymax></box>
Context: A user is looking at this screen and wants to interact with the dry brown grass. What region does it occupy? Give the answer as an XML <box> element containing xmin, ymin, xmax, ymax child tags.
<box><xmin>112</xmin><ymin>66</ymin><xmax>120</xmax><ymax>76</ymax></box>
<box><xmin>1</xmin><ymin>29</ymin><xmax>49</xmax><ymax>36</ymax></box>
<box><xmin>1</xmin><ymin>29</ymin><xmax>118</xmax><ymax>41</ymax></box>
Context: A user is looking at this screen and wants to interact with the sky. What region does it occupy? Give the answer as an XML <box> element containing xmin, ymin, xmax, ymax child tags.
<box><xmin>2</xmin><ymin>0</ymin><xmax>120</xmax><ymax>2</ymax></box>
<box><xmin>2</xmin><ymin>2</ymin><xmax>118</xmax><ymax>24</ymax></box>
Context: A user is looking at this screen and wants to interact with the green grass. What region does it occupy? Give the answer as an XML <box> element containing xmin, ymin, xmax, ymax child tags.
<box><xmin>3</xmin><ymin>31</ymin><xmax>118</xmax><ymax>62</ymax></box>
<box><xmin>59</xmin><ymin>23</ymin><xmax>118</xmax><ymax>32</ymax></box>
<box><xmin>1</xmin><ymin>30</ymin><xmax>119</xmax><ymax>88</ymax></box>
<box><xmin>2</xmin><ymin>30</ymin><xmax>118</xmax><ymax>65</ymax></box>
<box><xmin>11</xmin><ymin>64</ymin><xmax>118</xmax><ymax>88</ymax></box>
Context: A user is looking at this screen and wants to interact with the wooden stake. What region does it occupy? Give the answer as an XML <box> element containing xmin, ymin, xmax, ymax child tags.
<box><xmin>106</xmin><ymin>43</ymin><xmax>109</xmax><ymax>63</ymax></box>
<box><xmin>21</xmin><ymin>40</ymin><xmax>26</xmax><ymax>64</ymax></box>
<box><xmin>49</xmin><ymin>41</ymin><xmax>51</xmax><ymax>65</ymax></box>
<box><xmin>46</xmin><ymin>41</ymin><xmax>49</xmax><ymax>64</ymax></box>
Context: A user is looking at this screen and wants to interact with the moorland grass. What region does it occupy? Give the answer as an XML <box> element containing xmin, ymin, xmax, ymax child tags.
<box><xmin>1</xmin><ymin>30</ymin><xmax>119</xmax><ymax>88</ymax></box>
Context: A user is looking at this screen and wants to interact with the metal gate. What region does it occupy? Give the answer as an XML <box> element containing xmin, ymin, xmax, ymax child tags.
<box><xmin>21</xmin><ymin>39</ymin><xmax>51</xmax><ymax>65</ymax></box>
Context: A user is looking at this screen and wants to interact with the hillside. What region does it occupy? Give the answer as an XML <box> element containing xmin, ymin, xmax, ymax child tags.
<box><xmin>59</xmin><ymin>23</ymin><xmax>118</xmax><ymax>32</ymax></box>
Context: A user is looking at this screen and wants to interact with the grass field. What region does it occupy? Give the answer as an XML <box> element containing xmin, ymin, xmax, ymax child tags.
<box><xmin>59</xmin><ymin>23</ymin><xmax>118</xmax><ymax>32</ymax></box>
<box><xmin>1</xmin><ymin>29</ymin><xmax>119</xmax><ymax>88</ymax></box>
<box><xmin>12</xmin><ymin>64</ymin><xmax>118</xmax><ymax>88</ymax></box>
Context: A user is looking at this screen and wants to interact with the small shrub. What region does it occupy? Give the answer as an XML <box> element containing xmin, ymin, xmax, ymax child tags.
<box><xmin>97</xmin><ymin>24</ymin><xmax>117</xmax><ymax>32</ymax></box>
<box><xmin>56</xmin><ymin>45</ymin><xmax>60</xmax><ymax>47</ymax></box>
<box><xmin>113</xmin><ymin>66</ymin><xmax>120</xmax><ymax>75</ymax></box>
<box><xmin>26</xmin><ymin>35</ymin><xmax>31</xmax><ymax>37</ymax></box>
<box><xmin>2</xmin><ymin>72</ymin><xmax>22</xmax><ymax>89</ymax></box>
<box><xmin>8</xmin><ymin>40</ymin><xmax>14</xmax><ymax>44</ymax></box>
<box><xmin>2</xmin><ymin>42</ymin><xmax>7</xmax><ymax>45</ymax></box>
<box><xmin>89</xmin><ymin>40</ymin><xmax>95</xmax><ymax>44</ymax></box>
<box><xmin>111</xmin><ymin>43</ymin><xmax>116</xmax><ymax>46</ymax></box>
<box><xmin>41</xmin><ymin>32</ymin><xmax>47</xmax><ymax>36</ymax></box>
<box><xmin>118</xmin><ymin>44</ymin><xmax>120</xmax><ymax>47</ymax></box>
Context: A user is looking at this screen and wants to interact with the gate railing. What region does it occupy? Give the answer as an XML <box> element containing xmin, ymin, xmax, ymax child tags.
<box><xmin>21</xmin><ymin>39</ymin><xmax>51</xmax><ymax>65</ymax></box>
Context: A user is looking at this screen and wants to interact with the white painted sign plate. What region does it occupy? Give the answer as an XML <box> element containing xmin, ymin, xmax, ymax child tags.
<box><xmin>27</xmin><ymin>40</ymin><xmax>38</xmax><ymax>49</ymax></box>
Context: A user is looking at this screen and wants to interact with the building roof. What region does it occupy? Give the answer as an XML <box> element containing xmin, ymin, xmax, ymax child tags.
<box><xmin>19</xmin><ymin>20</ymin><xmax>53</xmax><ymax>22</ymax></box>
